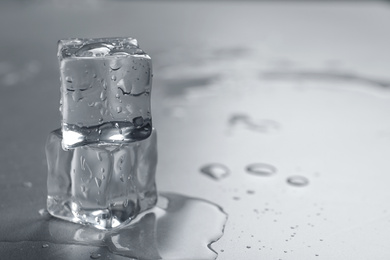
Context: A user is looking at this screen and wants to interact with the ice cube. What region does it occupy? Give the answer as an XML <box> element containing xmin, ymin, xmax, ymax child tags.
<box><xmin>45</xmin><ymin>128</ymin><xmax>158</xmax><ymax>229</ymax></box>
<box><xmin>58</xmin><ymin>37</ymin><xmax>153</xmax><ymax>149</ymax></box>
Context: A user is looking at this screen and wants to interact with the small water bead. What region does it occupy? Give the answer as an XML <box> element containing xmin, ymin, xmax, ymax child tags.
<box><xmin>90</xmin><ymin>252</ymin><xmax>101</xmax><ymax>259</ymax></box>
<box><xmin>65</xmin><ymin>76</ymin><xmax>72</xmax><ymax>83</ymax></box>
<box><xmin>116</xmin><ymin>106</ymin><xmax>122</xmax><ymax>113</ymax></box>
<box><xmin>42</xmin><ymin>244</ymin><xmax>49</xmax><ymax>248</ymax></box>
<box><xmin>200</xmin><ymin>163</ymin><xmax>230</xmax><ymax>180</ymax></box>
<box><xmin>95</xmin><ymin>177</ymin><xmax>102</xmax><ymax>188</ymax></box>
<box><xmin>287</xmin><ymin>176</ymin><xmax>309</xmax><ymax>187</ymax></box>
<box><xmin>111</xmin><ymin>75</ymin><xmax>117</xmax><ymax>81</ymax></box>
<box><xmin>246</xmin><ymin>163</ymin><xmax>277</xmax><ymax>176</ymax></box>
<box><xmin>96</xmin><ymin>152</ymin><xmax>102</xmax><ymax>161</ymax></box>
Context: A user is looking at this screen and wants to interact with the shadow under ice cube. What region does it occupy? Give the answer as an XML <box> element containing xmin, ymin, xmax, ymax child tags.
<box><xmin>46</xmin><ymin>129</ymin><xmax>158</xmax><ymax>229</ymax></box>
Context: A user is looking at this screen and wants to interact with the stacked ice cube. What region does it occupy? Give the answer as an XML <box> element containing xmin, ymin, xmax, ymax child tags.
<box><xmin>46</xmin><ymin>37</ymin><xmax>157</xmax><ymax>229</ymax></box>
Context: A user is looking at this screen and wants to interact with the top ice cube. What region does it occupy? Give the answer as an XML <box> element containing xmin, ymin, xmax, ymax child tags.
<box><xmin>58</xmin><ymin>37</ymin><xmax>153</xmax><ymax>149</ymax></box>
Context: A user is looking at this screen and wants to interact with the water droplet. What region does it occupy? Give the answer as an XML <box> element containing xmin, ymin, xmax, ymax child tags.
<box><xmin>111</xmin><ymin>75</ymin><xmax>117</xmax><ymax>81</ymax></box>
<box><xmin>100</xmin><ymin>91</ymin><xmax>106</xmax><ymax>101</ymax></box>
<box><xmin>246</xmin><ymin>246</ymin><xmax>251</xmax><ymax>249</ymax></box>
<box><xmin>65</xmin><ymin>76</ymin><xmax>72</xmax><ymax>83</ymax></box>
<box><xmin>90</xmin><ymin>252</ymin><xmax>101</xmax><ymax>259</ymax></box>
<box><xmin>200</xmin><ymin>163</ymin><xmax>230</xmax><ymax>180</ymax></box>
<box><xmin>287</xmin><ymin>176</ymin><xmax>309</xmax><ymax>187</ymax></box>
<box><xmin>81</xmin><ymin>185</ymin><xmax>86</xmax><ymax>192</ymax></box>
<box><xmin>120</xmin><ymin>174</ymin><xmax>125</xmax><ymax>182</ymax></box>
<box><xmin>110</xmin><ymin>64</ymin><xmax>121</xmax><ymax>71</ymax></box>
<box><xmin>116</xmin><ymin>106</ymin><xmax>122</xmax><ymax>113</ymax></box>
<box><xmin>93</xmin><ymin>73</ymin><xmax>97</xmax><ymax>78</ymax></box>
<box><xmin>80</xmin><ymin>156</ymin><xmax>86</xmax><ymax>171</ymax></box>
<box><xmin>95</xmin><ymin>177</ymin><xmax>102</xmax><ymax>188</ymax></box>
<box><xmin>246</xmin><ymin>163</ymin><xmax>277</xmax><ymax>176</ymax></box>
<box><xmin>42</xmin><ymin>244</ymin><xmax>49</xmax><ymax>248</ymax></box>
<box><xmin>96</xmin><ymin>152</ymin><xmax>102</xmax><ymax>161</ymax></box>
<box><xmin>101</xmin><ymin>167</ymin><xmax>105</xmax><ymax>173</ymax></box>
<box><xmin>72</xmin><ymin>90</ymin><xmax>83</xmax><ymax>102</ymax></box>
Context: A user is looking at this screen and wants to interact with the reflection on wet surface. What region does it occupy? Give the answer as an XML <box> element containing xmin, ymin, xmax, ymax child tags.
<box><xmin>261</xmin><ymin>70</ymin><xmax>390</xmax><ymax>88</ymax></box>
<box><xmin>0</xmin><ymin>193</ymin><xmax>227</xmax><ymax>260</ymax></box>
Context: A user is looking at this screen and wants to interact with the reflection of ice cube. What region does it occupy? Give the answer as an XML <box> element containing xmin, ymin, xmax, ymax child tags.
<box><xmin>46</xmin><ymin>128</ymin><xmax>158</xmax><ymax>229</ymax></box>
<box><xmin>58</xmin><ymin>37</ymin><xmax>153</xmax><ymax>148</ymax></box>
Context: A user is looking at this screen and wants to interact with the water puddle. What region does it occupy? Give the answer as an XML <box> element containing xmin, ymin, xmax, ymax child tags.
<box><xmin>3</xmin><ymin>192</ymin><xmax>227</xmax><ymax>260</ymax></box>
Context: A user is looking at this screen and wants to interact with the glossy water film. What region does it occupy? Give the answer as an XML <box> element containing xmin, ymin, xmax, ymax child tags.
<box><xmin>45</xmin><ymin>129</ymin><xmax>158</xmax><ymax>229</ymax></box>
<box><xmin>58</xmin><ymin>37</ymin><xmax>152</xmax><ymax>149</ymax></box>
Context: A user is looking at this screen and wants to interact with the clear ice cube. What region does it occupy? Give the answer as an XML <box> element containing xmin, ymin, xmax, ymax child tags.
<box><xmin>45</xmin><ymin>128</ymin><xmax>158</xmax><ymax>230</ymax></box>
<box><xmin>58</xmin><ymin>37</ymin><xmax>153</xmax><ymax>149</ymax></box>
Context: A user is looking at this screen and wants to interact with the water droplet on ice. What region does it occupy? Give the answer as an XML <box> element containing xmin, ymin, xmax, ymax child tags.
<box><xmin>65</xmin><ymin>76</ymin><xmax>72</xmax><ymax>83</ymax></box>
<box><xmin>80</xmin><ymin>156</ymin><xmax>86</xmax><ymax>171</ymax></box>
<box><xmin>111</xmin><ymin>75</ymin><xmax>117</xmax><ymax>81</ymax></box>
<box><xmin>200</xmin><ymin>163</ymin><xmax>230</xmax><ymax>180</ymax></box>
<box><xmin>246</xmin><ymin>163</ymin><xmax>277</xmax><ymax>176</ymax></box>
<box><xmin>116</xmin><ymin>106</ymin><xmax>122</xmax><ymax>113</ymax></box>
<box><xmin>95</xmin><ymin>177</ymin><xmax>102</xmax><ymax>188</ymax></box>
<box><xmin>287</xmin><ymin>176</ymin><xmax>309</xmax><ymax>187</ymax></box>
<box><xmin>96</xmin><ymin>151</ymin><xmax>102</xmax><ymax>161</ymax></box>
<box><xmin>120</xmin><ymin>174</ymin><xmax>125</xmax><ymax>182</ymax></box>
<box><xmin>42</xmin><ymin>244</ymin><xmax>49</xmax><ymax>248</ymax></box>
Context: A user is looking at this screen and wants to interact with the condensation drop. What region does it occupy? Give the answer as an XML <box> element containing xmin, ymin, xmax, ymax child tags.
<box><xmin>65</xmin><ymin>76</ymin><xmax>72</xmax><ymax>83</ymax></box>
<box><xmin>200</xmin><ymin>163</ymin><xmax>230</xmax><ymax>180</ymax></box>
<box><xmin>95</xmin><ymin>177</ymin><xmax>102</xmax><ymax>188</ymax></box>
<box><xmin>42</xmin><ymin>244</ymin><xmax>49</xmax><ymax>248</ymax></box>
<box><xmin>246</xmin><ymin>163</ymin><xmax>277</xmax><ymax>176</ymax></box>
<box><xmin>287</xmin><ymin>176</ymin><xmax>309</xmax><ymax>187</ymax></box>
<box><xmin>116</xmin><ymin>106</ymin><xmax>122</xmax><ymax>113</ymax></box>
<box><xmin>111</xmin><ymin>75</ymin><xmax>117</xmax><ymax>81</ymax></box>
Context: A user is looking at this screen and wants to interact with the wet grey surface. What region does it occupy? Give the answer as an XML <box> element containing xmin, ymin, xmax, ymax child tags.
<box><xmin>1</xmin><ymin>1</ymin><xmax>390</xmax><ymax>259</ymax></box>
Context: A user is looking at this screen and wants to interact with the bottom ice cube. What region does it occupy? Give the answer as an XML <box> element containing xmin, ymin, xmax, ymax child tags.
<box><xmin>45</xmin><ymin>128</ymin><xmax>157</xmax><ymax>229</ymax></box>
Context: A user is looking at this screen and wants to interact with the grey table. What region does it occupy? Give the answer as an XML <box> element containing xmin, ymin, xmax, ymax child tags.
<box><xmin>1</xmin><ymin>1</ymin><xmax>390</xmax><ymax>259</ymax></box>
